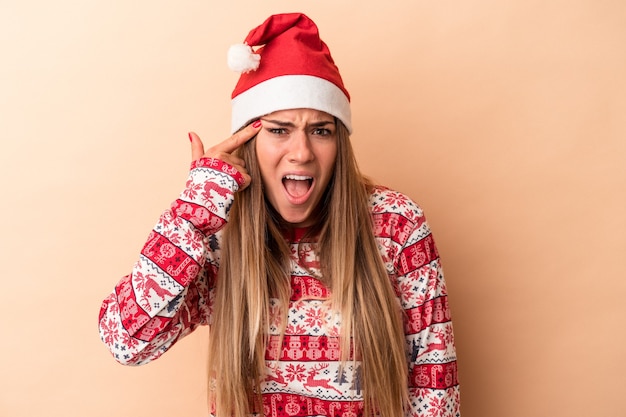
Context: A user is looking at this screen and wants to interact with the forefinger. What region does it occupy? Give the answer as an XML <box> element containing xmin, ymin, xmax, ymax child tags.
<box><xmin>209</xmin><ymin>120</ymin><xmax>262</xmax><ymax>155</ymax></box>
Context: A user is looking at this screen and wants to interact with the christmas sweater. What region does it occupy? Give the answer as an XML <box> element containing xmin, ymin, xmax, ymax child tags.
<box><xmin>99</xmin><ymin>157</ymin><xmax>461</xmax><ymax>417</ymax></box>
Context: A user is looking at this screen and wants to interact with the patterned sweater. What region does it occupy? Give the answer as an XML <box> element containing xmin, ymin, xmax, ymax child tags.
<box><xmin>99</xmin><ymin>158</ymin><xmax>460</xmax><ymax>417</ymax></box>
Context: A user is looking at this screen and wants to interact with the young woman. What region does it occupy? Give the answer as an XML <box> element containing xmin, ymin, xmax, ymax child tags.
<box><xmin>99</xmin><ymin>13</ymin><xmax>460</xmax><ymax>417</ymax></box>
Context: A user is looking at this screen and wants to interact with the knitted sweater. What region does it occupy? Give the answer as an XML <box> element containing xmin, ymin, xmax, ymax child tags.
<box><xmin>99</xmin><ymin>158</ymin><xmax>460</xmax><ymax>417</ymax></box>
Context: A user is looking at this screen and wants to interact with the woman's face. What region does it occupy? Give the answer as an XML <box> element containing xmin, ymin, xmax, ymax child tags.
<box><xmin>255</xmin><ymin>108</ymin><xmax>338</xmax><ymax>227</ymax></box>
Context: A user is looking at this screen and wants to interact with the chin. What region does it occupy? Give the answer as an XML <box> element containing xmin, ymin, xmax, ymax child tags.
<box><xmin>284</xmin><ymin>216</ymin><xmax>311</xmax><ymax>227</ymax></box>
<box><xmin>278</xmin><ymin>209</ymin><xmax>314</xmax><ymax>227</ymax></box>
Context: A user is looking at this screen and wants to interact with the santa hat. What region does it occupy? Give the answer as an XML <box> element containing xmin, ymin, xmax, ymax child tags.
<box><xmin>228</xmin><ymin>13</ymin><xmax>352</xmax><ymax>134</ymax></box>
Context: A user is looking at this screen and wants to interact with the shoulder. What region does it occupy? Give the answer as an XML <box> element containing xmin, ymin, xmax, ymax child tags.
<box><xmin>368</xmin><ymin>185</ymin><xmax>425</xmax><ymax>223</ymax></box>
<box><xmin>368</xmin><ymin>185</ymin><xmax>431</xmax><ymax>245</ymax></box>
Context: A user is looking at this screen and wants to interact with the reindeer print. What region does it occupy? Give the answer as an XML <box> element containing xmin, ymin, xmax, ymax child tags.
<box><xmin>302</xmin><ymin>364</ymin><xmax>343</xmax><ymax>396</ymax></box>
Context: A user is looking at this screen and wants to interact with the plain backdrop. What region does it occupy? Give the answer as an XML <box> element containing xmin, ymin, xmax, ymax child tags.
<box><xmin>1</xmin><ymin>1</ymin><xmax>625</xmax><ymax>416</ymax></box>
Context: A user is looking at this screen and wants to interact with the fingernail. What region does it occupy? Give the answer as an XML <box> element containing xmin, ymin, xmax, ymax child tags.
<box><xmin>188</xmin><ymin>132</ymin><xmax>193</xmax><ymax>142</ymax></box>
<box><xmin>252</xmin><ymin>120</ymin><xmax>262</xmax><ymax>128</ymax></box>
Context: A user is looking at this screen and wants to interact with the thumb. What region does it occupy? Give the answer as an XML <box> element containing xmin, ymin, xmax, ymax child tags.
<box><xmin>189</xmin><ymin>132</ymin><xmax>205</xmax><ymax>162</ymax></box>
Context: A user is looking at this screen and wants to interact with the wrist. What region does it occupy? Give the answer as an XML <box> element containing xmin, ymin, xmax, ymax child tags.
<box><xmin>191</xmin><ymin>157</ymin><xmax>246</xmax><ymax>188</ymax></box>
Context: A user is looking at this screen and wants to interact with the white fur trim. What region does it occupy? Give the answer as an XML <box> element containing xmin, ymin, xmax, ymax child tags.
<box><xmin>227</xmin><ymin>44</ymin><xmax>260</xmax><ymax>73</ymax></box>
<box><xmin>231</xmin><ymin>75</ymin><xmax>352</xmax><ymax>134</ymax></box>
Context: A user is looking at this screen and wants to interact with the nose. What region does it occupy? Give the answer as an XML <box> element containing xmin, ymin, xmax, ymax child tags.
<box><xmin>287</xmin><ymin>131</ymin><xmax>314</xmax><ymax>163</ymax></box>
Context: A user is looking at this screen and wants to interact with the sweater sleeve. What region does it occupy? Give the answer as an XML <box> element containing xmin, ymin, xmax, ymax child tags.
<box><xmin>98</xmin><ymin>158</ymin><xmax>244</xmax><ymax>365</ymax></box>
<box><xmin>371</xmin><ymin>187</ymin><xmax>461</xmax><ymax>417</ymax></box>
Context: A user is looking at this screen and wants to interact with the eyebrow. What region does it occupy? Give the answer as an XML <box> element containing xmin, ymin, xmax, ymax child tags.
<box><xmin>261</xmin><ymin>118</ymin><xmax>335</xmax><ymax>128</ymax></box>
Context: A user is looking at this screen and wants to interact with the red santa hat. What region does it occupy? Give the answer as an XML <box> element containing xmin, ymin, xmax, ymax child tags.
<box><xmin>227</xmin><ymin>13</ymin><xmax>352</xmax><ymax>134</ymax></box>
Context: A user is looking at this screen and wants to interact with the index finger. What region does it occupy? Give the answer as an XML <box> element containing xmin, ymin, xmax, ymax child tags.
<box><xmin>210</xmin><ymin>120</ymin><xmax>262</xmax><ymax>155</ymax></box>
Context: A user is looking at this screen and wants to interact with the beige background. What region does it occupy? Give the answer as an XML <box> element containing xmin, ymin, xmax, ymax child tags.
<box><xmin>1</xmin><ymin>1</ymin><xmax>625</xmax><ymax>416</ymax></box>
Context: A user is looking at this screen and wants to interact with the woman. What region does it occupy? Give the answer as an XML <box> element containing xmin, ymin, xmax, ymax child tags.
<box><xmin>99</xmin><ymin>13</ymin><xmax>460</xmax><ymax>417</ymax></box>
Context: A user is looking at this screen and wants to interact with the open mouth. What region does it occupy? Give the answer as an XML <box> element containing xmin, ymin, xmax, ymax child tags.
<box><xmin>282</xmin><ymin>174</ymin><xmax>313</xmax><ymax>199</ymax></box>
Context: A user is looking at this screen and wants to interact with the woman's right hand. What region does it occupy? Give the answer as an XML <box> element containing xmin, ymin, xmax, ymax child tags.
<box><xmin>188</xmin><ymin>120</ymin><xmax>262</xmax><ymax>191</ymax></box>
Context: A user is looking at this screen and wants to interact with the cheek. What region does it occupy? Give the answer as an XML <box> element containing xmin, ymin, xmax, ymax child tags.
<box><xmin>321</xmin><ymin>146</ymin><xmax>338</xmax><ymax>178</ymax></box>
<box><xmin>254</xmin><ymin>138</ymin><xmax>273</xmax><ymax>175</ymax></box>
<box><xmin>254</xmin><ymin>144</ymin><xmax>283</xmax><ymax>195</ymax></box>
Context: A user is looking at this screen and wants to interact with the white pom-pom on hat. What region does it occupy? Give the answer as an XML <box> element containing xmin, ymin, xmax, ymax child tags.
<box><xmin>227</xmin><ymin>43</ymin><xmax>260</xmax><ymax>73</ymax></box>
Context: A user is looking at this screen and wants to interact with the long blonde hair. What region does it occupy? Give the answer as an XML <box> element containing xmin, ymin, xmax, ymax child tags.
<box><xmin>207</xmin><ymin>121</ymin><xmax>408</xmax><ymax>417</ymax></box>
